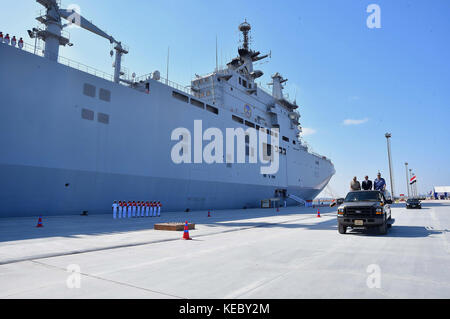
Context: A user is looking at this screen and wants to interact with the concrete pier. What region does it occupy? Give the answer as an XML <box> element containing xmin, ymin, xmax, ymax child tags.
<box><xmin>0</xmin><ymin>201</ymin><xmax>449</xmax><ymax>298</ymax></box>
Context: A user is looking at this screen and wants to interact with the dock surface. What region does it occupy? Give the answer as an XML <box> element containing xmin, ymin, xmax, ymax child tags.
<box><xmin>0</xmin><ymin>201</ymin><xmax>449</xmax><ymax>298</ymax></box>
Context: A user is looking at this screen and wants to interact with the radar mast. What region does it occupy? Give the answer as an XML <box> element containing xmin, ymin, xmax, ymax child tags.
<box><xmin>234</xmin><ymin>20</ymin><xmax>268</xmax><ymax>80</ymax></box>
<box><xmin>238</xmin><ymin>20</ymin><xmax>251</xmax><ymax>52</ymax></box>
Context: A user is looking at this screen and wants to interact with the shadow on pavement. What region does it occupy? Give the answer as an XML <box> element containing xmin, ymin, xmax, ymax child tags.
<box><xmin>346</xmin><ymin>225</ymin><xmax>442</xmax><ymax>238</ymax></box>
<box><xmin>2</xmin><ymin>201</ymin><xmax>442</xmax><ymax>243</ymax></box>
<box><xmin>206</xmin><ymin>217</ymin><xmax>338</xmax><ymax>231</ymax></box>
<box><xmin>0</xmin><ymin>206</ymin><xmax>336</xmax><ymax>243</ymax></box>
<box><xmin>421</xmin><ymin>202</ymin><xmax>450</xmax><ymax>208</ymax></box>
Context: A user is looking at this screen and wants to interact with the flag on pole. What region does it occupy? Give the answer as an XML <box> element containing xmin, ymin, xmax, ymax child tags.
<box><xmin>410</xmin><ymin>175</ymin><xmax>417</xmax><ymax>185</ymax></box>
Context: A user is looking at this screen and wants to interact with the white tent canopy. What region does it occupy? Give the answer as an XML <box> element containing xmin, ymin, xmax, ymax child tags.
<box><xmin>434</xmin><ymin>186</ymin><xmax>450</xmax><ymax>193</ymax></box>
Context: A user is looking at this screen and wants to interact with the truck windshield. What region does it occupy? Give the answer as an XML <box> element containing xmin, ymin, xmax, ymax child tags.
<box><xmin>345</xmin><ymin>192</ymin><xmax>381</xmax><ymax>202</ymax></box>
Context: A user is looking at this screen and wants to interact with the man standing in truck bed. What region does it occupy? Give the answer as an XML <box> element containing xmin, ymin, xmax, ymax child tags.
<box><xmin>350</xmin><ymin>176</ymin><xmax>361</xmax><ymax>191</ymax></box>
<box><xmin>362</xmin><ymin>176</ymin><xmax>373</xmax><ymax>191</ymax></box>
<box><xmin>374</xmin><ymin>173</ymin><xmax>387</xmax><ymax>193</ymax></box>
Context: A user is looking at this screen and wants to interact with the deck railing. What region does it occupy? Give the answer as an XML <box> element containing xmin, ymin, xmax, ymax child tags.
<box><xmin>135</xmin><ymin>72</ymin><xmax>193</xmax><ymax>95</ymax></box>
<box><xmin>15</xmin><ymin>41</ymin><xmax>114</xmax><ymax>82</ymax></box>
<box><xmin>12</xmin><ymin>40</ymin><xmax>192</xmax><ymax>92</ymax></box>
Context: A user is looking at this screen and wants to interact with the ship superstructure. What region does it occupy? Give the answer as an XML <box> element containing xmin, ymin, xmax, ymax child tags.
<box><xmin>0</xmin><ymin>1</ymin><xmax>335</xmax><ymax>216</ymax></box>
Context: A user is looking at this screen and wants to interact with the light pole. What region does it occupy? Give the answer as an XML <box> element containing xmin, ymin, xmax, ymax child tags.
<box><xmin>412</xmin><ymin>172</ymin><xmax>418</xmax><ymax>198</ymax></box>
<box><xmin>385</xmin><ymin>133</ymin><xmax>395</xmax><ymax>199</ymax></box>
<box><xmin>405</xmin><ymin>162</ymin><xmax>410</xmax><ymax>198</ymax></box>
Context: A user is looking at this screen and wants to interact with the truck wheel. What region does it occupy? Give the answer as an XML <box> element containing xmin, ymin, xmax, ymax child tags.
<box><xmin>338</xmin><ymin>223</ymin><xmax>347</xmax><ymax>234</ymax></box>
<box><xmin>379</xmin><ymin>221</ymin><xmax>388</xmax><ymax>235</ymax></box>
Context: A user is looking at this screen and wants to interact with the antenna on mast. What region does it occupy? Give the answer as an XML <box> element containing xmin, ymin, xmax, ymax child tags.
<box><xmin>166</xmin><ymin>46</ymin><xmax>170</xmax><ymax>85</ymax></box>
<box><xmin>215</xmin><ymin>35</ymin><xmax>218</xmax><ymax>72</ymax></box>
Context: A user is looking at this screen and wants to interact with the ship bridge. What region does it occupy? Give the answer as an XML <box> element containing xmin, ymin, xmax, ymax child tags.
<box><xmin>185</xmin><ymin>21</ymin><xmax>305</xmax><ymax>150</ymax></box>
<box><xmin>18</xmin><ymin>6</ymin><xmax>323</xmax><ymax>159</ymax></box>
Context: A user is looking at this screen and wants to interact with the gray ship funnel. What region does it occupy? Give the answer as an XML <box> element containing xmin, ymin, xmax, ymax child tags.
<box><xmin>268</xmin><ymin>72</ymin><xmax>288</xmax><ymax>100</ymax></box>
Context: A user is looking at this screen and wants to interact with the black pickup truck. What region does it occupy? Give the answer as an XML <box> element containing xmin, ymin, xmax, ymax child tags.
<box><xmin>336</xmin><ymin>190</ymin><xmax>394</xmax><ymax>235</ymax></box>
<box><xmin>406</xmin><ymin>198</ymin><xmax>422</xmax><ymax>209</ymax></box>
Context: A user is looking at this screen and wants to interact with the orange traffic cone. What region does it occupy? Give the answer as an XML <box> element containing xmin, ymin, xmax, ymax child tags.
<box><xmin>36</xmin><ymin>216</ymin><xmax>44</xmax><ymax>228</ymax></box>
<box><xmin>182</xmin><ymin>221</ymin><xmax>192</xmax><ymax>240</ymax></box>
<box><xmin>317</xmin><ymin>210</ymin><xmax>321</xmax><ymax>218</ymax></box>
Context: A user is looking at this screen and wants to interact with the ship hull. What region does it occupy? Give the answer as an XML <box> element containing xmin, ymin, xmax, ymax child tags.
<box><xmin>0</xmin><ymin>44</ymin><xmax>334</xmax><ymax>217</ymax></box>
<box><xmin>0</xmin><ymin>163</ymin><xmax>326</xmax><ymax>216</ymax></box>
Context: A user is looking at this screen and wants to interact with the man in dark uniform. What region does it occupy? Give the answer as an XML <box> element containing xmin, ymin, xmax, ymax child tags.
<box><xmin>362</xmin><ymin>176</ymin><xmax>373</xmax><ymax>190</ymax></box>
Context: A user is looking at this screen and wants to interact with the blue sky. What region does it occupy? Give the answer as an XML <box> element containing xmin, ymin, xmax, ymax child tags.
<box><xmin>1</xmin><ymin>0</ymin><xmax>449</xmax><ymax>197</ymax></box>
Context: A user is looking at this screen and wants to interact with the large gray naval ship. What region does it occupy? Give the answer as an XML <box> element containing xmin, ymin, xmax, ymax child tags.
<box><xmin>0</xmin><ymin>0</ymin><xmax>335</xmax><ymax>217</ymax></box>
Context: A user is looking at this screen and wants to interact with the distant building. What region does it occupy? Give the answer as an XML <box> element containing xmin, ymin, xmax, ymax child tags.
<box><xmin>434</xmin><ymin>186</ymin><xmax>450</xmax><ymax>199</ymax></box>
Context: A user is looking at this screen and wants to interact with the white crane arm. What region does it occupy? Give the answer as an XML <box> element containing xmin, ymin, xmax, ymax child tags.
<box><xmin>58</xmin><ymin>9</ymin><xmax>116</xmax><ymax>44</ymax></box>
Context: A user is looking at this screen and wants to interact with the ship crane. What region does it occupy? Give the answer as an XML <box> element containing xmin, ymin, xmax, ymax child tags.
<box><xmin>34</xmin><ymin>0</ymin><xmax>128</xmax><ymax>83</ymax></box>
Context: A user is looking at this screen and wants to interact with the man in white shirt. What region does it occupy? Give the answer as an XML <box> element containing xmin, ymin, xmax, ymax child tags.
<box><xmin>140</xmin><ymin>201</ymin><xmax>145</xmax><ymax>217</ymax></box>
<box><xmin>132</xmin><ymin>201</ymin><xmax>136</xmax><ymax>217</ymax></box>
<box><xmin>145</xmin><ymin>201</ymin><xmax>150</xmax><ymax>217</ymax></box>
<box><xmin>127</xmin><ymin>201</ymin><xmax>132</xmax><ymax>218</ymax></box>
<box><xmin>112</xmin><ymin>201</ymin><xmax>118</xmax><ymax>219</ymax></box>
<box><xmin>136</xmin><ymin>201</ymin><xmax>141</xmax><ymax>217</ymax></box>
<box><xmin>157</xmin><ymin>201</ymin><xmax>162</xmax><ymax>217</ymax></box>
<box><xmin>151</xmin><ymin>201</ymin><xmax>156</xmax><ymax>217</ymax></box>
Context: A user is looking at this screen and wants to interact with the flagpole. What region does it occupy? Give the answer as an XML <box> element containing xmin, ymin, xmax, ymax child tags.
<box><xmin>409</xmin><ymin>169</ymin><xmax>413</xmax><ymax>197</ymax></box>
<box><xmin>405</xmin><ymin>162</ymin><xmax>410</xmax><ymax>198</ymax></box>
<box><xmin>409</xmin><ymin>170</ymin><xmax>418</xmax><ymax>198</ymax></box>
<box><xmin>414</xmin><ymin>175</ymin><xmax>417</xmax><ymax>197</ymax></box>
<box><xmin>414</xmin><ymin>175</ymin><xmax>418</xmax><ymax>197</ymax></box>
